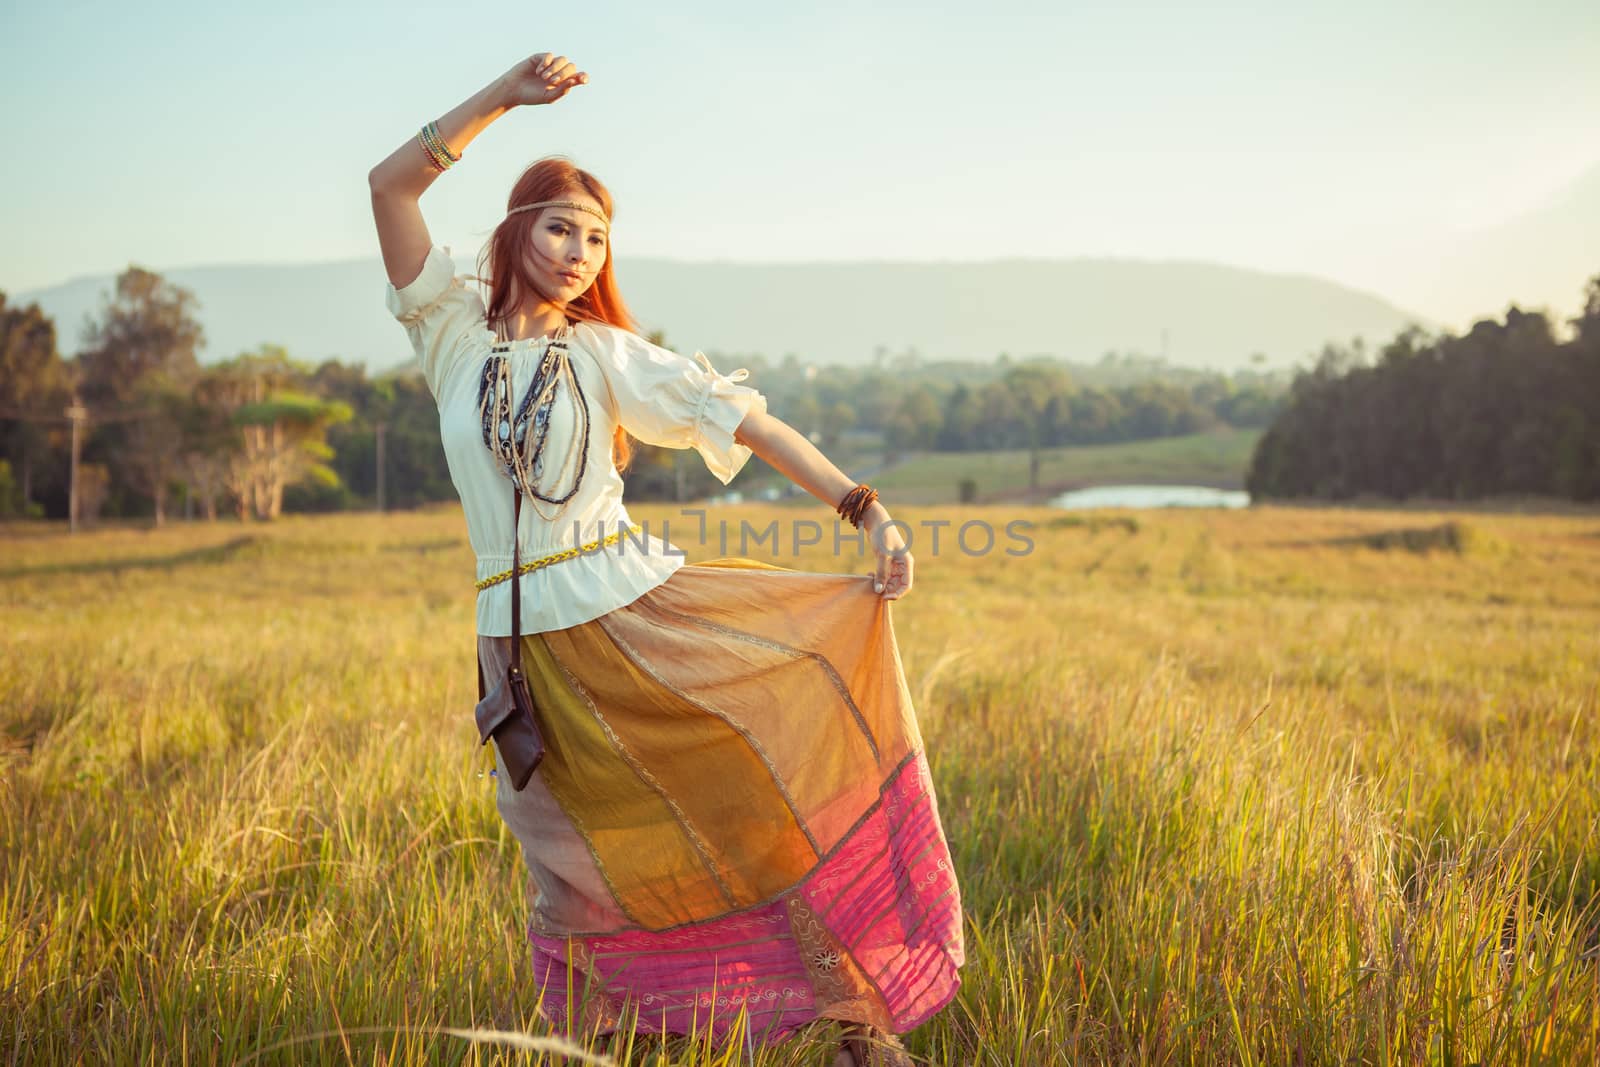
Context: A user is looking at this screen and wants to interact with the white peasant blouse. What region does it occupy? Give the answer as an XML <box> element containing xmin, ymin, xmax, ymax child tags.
<box><xmin>383</xmin><ymin>244</ymin><xmax>769</xmax><ymax>636</ymax></box>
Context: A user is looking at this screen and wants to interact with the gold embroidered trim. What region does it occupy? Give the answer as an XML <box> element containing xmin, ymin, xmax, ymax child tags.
<box><xmin>784</xmin><ymin>894</ymin><xmax>892</xmax><ymax>1029</ymax></box>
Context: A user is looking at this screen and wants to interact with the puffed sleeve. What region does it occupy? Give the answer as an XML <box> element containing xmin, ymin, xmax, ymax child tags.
<box><xmin>382</xmin><ymin>244</ymin><xmax>486</xmax><ymax>397</ymax></box>
<box><xmin>574</xmin><ymin>322</ymin><xmax>769</xmax><ymax>485</ymax></box>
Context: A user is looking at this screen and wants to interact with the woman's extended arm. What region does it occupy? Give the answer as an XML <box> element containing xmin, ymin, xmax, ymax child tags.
<box><xmin>734</xmin><ymin>410</ymin><xmax>913</xmax><ymax>600</ymax></box>
<box><xmin>368</xmin><ymin>53</ymin><xmax>588</xmax><ymax>289</ymax></box>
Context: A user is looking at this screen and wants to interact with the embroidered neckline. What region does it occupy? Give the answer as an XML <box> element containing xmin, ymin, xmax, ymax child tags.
<box><xmin>477</xmin><ymin>331</ymin><xmax>591</xmax><ymax>521</ymax></box>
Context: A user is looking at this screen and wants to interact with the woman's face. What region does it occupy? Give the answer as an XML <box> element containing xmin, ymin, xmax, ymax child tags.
<box><xmin>528</xmin><ymin>193</ymin><xmax>609</xmax><ymax>303</ymax></box>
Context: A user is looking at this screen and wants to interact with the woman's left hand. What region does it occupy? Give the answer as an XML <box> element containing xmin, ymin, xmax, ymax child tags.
<box><xmin>865</xmin><ymin>511</ymin><xmax>913</xmax><ymax>601</ymax></box>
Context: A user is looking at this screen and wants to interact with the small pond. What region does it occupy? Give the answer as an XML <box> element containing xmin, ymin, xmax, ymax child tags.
<box><xmin>1048</xmin><ymin>484</ymin><xmax>1251</xmax><ymax>509</ymax></box>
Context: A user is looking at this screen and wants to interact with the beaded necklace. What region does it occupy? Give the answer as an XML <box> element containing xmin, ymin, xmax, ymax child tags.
<box><xmin>477</xmin><ymin>316</ymin><xmax>590</xmax><ymax>524</ymax></box>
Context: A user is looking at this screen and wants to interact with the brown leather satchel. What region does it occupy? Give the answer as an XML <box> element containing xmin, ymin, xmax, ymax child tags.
<box><xmin>474</xmin><ymin>486</ymin><xmax>547</xmax><ymax>791</ymax></box>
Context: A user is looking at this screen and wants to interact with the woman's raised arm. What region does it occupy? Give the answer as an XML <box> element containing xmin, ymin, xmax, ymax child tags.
<box><xmin>368</xmin><ymin>53</ymin><xmax>589</xmax><ymax>289</ymax></box>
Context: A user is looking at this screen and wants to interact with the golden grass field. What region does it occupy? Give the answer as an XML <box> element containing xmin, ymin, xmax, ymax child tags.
<box><xmin>3</xmin><ymin>502</ymin><xmax>1598</xmax><ymax>1065</ymax></box>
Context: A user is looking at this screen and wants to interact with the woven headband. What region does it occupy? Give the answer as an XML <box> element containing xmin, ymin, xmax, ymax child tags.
<box><xmin>505</xmin><ymin>199</ymin><xmax>611</xmax><ymax>230</ymax></box>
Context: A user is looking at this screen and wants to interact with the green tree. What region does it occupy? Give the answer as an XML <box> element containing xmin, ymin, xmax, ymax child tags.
<box><xmin>233</xmin><ymin>390</ymin><xmax>353</xmax><ymax>519</ymax></box>
<box><xmin>199</xmin><ymin>346</ymin><xmax>351</xmax><ymax>520</ymax></box>
<box><xmin>819</xmin><ymin>401</ymin><xmax>857</xmax><ymax>450</ymax></box>
<box><xmin>1249</xmin><ymin>276</ymin><xmax>1600</xmax><ymax>503</ymax></box>
<box><xmin>122</xmin><ymin>375</ymin><xmax>193</xmax><ymax>525</ymax></box>
<box><xmin>1003</xmin><ymin>363</ymin><xmax>1072</xmax><ymax>490</ymax></box>
<box><xmin>887</xmin><ymin>386</ymin><xmax>942</xmax><ymax>455</ymax></box>
<box><xmin>0</xmin><ymin>293</ymin><xmax>71</xmax><ymax>511</ymax></box>
<box><xmin>75</xmin><ymin>266</ymin><xmax>205</xmax><ymax>518</ymax></box>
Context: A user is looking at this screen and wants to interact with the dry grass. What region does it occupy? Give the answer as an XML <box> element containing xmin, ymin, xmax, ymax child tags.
<box><xmin>3</xmin><ymin>502</ymin><xmax>1598</xmax><ymax>1064</ymax></box>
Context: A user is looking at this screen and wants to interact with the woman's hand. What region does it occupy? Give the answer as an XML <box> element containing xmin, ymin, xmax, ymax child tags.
<box><xmin>497</xmin><ymin>53</ymin><xmax>589</xmax><ymax>108</ymax></box>
<box><xmin>864</xmin><ymin>507</ymin><xmax>914</xmax><ymax>601</ymax></box>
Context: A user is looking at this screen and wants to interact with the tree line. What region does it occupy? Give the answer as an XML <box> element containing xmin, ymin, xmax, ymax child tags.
<box><xmin>2</xmin><ymin>263</ymin><xmax>1290</xmax><ymax>523</ymax></box>
<box><xmin>0</xmin><ymin>269</ymin><xmax>351</xmax><ymax>525</ymax></box>
<box><xmin>1247</xmin><ymin>274</ymin><xmax>1600</xmax><ymax>503</ymax></box>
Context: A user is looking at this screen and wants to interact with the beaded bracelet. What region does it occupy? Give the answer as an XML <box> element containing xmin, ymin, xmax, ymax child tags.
<box><xmin>418</xmin><ymin>120</ymin><xmax>461</xmax><ymax>173</ymax></box>
<box><xmin>837</xmin><ymin>486</ymin><xmax>859</xmax><ymax>525</ymax></box>
<box><xmin>423</xmin><ymin>120</ymin><xmax>459</xmax><ymax>167</ymax></box>
<box><xmin>837</xmin><ymin>484</ymin><xmax>879</xmax><ymax>529</ymax></box>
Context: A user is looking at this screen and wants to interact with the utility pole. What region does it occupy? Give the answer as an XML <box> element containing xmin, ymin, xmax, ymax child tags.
<box><xmin>65</xmin><ymin>398</ymin><xmax>87</xmax><ymax>534</ymax></box>
<box><xmin>375</xmin><ymin>421</ymin><xmax>387</xmax><ymax>513</ymax></box>
<box><xmin>2</xmin><ymin>400</ymin><xmax>146</xmax><ymax>533</ymax></box>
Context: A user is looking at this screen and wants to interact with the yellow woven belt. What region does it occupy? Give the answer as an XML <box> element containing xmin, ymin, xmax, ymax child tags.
<box><xmin>474</xmin><ymin>524</ymin><xmax>645</xmax><ymax>591</ymax></box>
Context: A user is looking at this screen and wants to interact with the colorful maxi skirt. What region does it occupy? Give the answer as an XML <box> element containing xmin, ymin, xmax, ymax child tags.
<box><xmin>475</xmin><ymin>557</ymin><xmax>964</xmax><ymax>1045</ymax></box>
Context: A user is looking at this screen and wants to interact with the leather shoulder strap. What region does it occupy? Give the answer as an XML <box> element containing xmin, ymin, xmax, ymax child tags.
<box><xmin>510</xmin><ymin>484</ymin><xmax>523</xmax><ymax>671</ymax></box>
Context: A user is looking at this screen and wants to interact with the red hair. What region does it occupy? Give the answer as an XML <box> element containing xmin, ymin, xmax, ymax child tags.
<box><xmin>474</xmin><ymin>156</ymin><xmax>642</xmax><ymax>474</ymax></box>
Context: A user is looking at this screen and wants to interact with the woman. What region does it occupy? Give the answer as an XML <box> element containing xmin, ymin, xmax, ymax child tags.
<box><xmin>368</xmin><ymin>52</ymin><xmax>963</xmax><ymax>1065</ymax></box>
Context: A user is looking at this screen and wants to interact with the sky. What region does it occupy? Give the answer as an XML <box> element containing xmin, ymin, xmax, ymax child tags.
<box><xmin>4</xmin><ymin>0</ymin><xmax>1597</xmax><ymax>331</ymax></box>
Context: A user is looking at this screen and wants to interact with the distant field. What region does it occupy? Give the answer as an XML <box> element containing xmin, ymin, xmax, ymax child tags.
<box><xmin>3</xmin><ymin>502</ymin><xmax>1599</xmax><ymax>1064</ymax></box>
<box><xmin>867</xmin><ymin>428</ymin><xmax>1261</xmax><ymax>504</ymax></box>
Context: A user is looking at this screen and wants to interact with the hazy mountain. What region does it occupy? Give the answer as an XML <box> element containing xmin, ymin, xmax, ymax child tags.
<box><xmin>1392</xmin><ymin>161</ymin><xmax>1600</xmax><ymax>330</ymax></box>
<box><xmin>16</xmin><ymin>254</ymin><xmax>1430</xmax><ymax>374</ymax></box>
